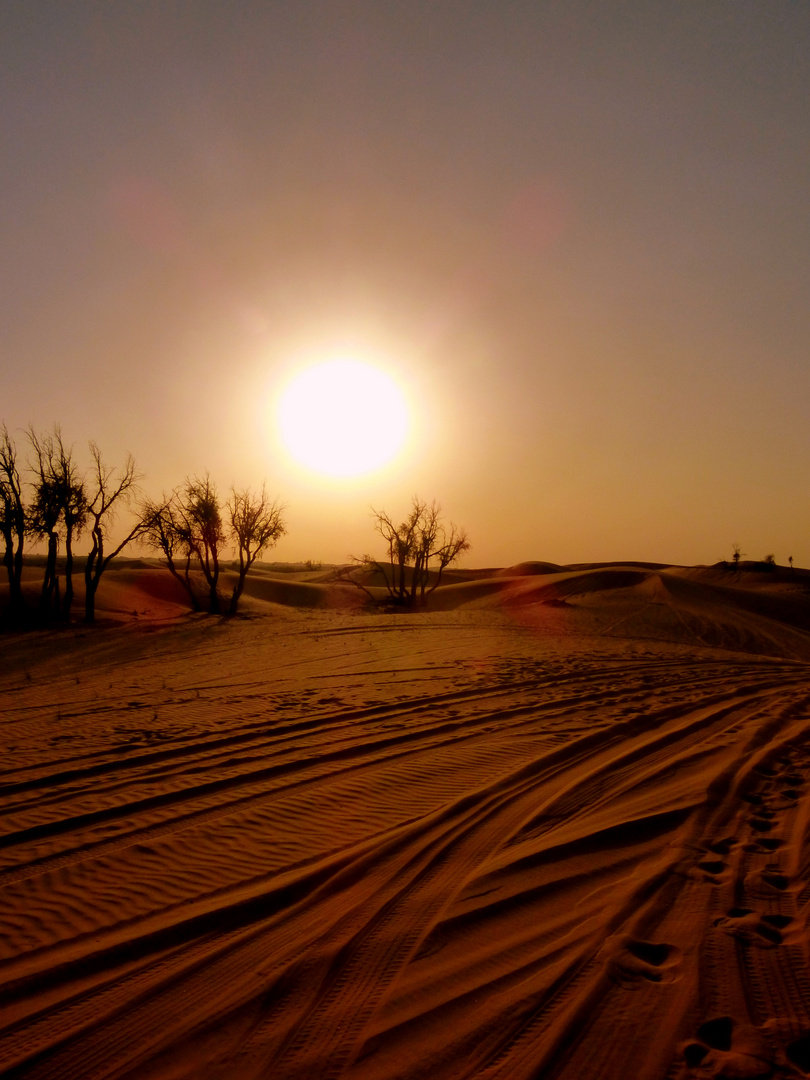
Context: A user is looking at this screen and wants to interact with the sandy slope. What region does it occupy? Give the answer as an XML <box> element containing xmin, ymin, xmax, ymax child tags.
<box><xmin>2</xmin><ymin>564</ymin><xmax>810</xmax><ymax>1078</ymax></box>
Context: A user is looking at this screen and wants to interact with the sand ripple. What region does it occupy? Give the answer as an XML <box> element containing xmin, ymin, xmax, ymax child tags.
<box><xmin>2</xmin><ymin>607</ymin><xmax>810</xmax><ymax>1079</ymax></box>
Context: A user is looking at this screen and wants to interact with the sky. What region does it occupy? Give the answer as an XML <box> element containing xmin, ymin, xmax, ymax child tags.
<box><xmin>2</xmin><ymin>1</ymin><xmax>809</xmax><ymax>568</ymax></box>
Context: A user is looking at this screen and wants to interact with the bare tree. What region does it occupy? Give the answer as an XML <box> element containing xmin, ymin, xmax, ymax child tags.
<box><xmin>138</xmin><ymin>494</ymin><xmax>201</xmax><ymax>610</ymax></box>
<box><xmin>731</xmin><ymin>543</ymin><xmax>744</xmax><ymax>571</ymax></box>
<box><xmin>227</xmin><ymin>486</ymin><xmax>286</xmax><ymax>614</ymax></box>
<box><xmin>0</xmin><ymin>426</ymin><xmax>26</xmax><ymax>620</ymax></box>
<box><xmin>424</xmin><ymin>521</ymin><xmax>469</xmax><ymax>597</ymax></box>
<box><xmin>141</xmin><ymin>481</ymin><xmax>286</xmax><ymax>616</ymax></box>
<box><xmin>174</xmin><ymin>475</ymin><xmax>224</xmax><ymax>613</ymax></box>
<box><xmin>353</xmin><ymin>496</ymin><xmax>470</xmax><ymax>605</ymax></box>
<box><xmin>27</xmin><ymin>437</ymin><xmax>62</xmax><ymax>616</ymax></box>
<box><xmin>28</xmin><ymin>426</ymin><xmax>86</xmax><ymax>620</ymax></box>
<box><xmin>364</xmin><ymin>497</ymin><xmax>427</xmax><ymax>602</ymax></box>
<box><xmin>55</xmin><ymin>436</ymin><xmax>87</xmax><ymax>620</ymax></box>
<box><xmin>410</xmin><ymin>500</ymin><xmax>470</xmax><ymax>600</ymax></box>
<box><xmin>83</xmin><ymin>444</ymin><xmax>143</xmax><ymax>623</ymax></box>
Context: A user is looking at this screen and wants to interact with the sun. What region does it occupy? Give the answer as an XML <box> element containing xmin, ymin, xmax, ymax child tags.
<box><xmin>276</xmin><ymin>357</ymin><xmax>410</xmax><ymax>478</ymax></box>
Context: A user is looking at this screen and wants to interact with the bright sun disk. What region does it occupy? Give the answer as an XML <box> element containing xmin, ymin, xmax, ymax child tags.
<box><xmin>276</xmin><ymin>358</ymin><xmax>410</xmax><ymax>478</ymax></box>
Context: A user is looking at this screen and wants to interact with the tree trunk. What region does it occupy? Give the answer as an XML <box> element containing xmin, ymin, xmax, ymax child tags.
<box><xmin>209</xmin><ymin>549</ymin><xmax>220</xmax><ymax>613</ymax></box>
<box><xmin>84</xmin><ymin>538</ymin><xmax>99</xmax><ymax>623</ymax></box>
<box><xmin>163</xmin><ymin>559</ymin><xmax>198</xmax><ymax>611</ymax></box>
<box><xmin>40</xmin><ymin>532</ymin><xmax>59</xmax><ymax>616</ymax></box>
<box><xmin>85</xmin><ymin>577</ymin><xmax>98</xmax><ymax>623</ymax></box>
<box><xmin>178</xmin><ymin>556</ymin><xmax>200</xmax><ymax>611</ymax></box>
<box><xmin>62</xmin><ymin>529</ymin><xmax>75</xmax><ymax>621</ymax></box>
<box><xmin>229</xmin><ymin>571</ymin><xmax>247</xmax><ymax>615</ymax></box>
<box><xmin>2</xmin><ymin>536</ymin><xmax>23</xmax><ymax>619</ymax></box>
<box><xmin>11</xmin><ymin>542</ymin><xmax>23</xmax><ymax>615</ymax></box>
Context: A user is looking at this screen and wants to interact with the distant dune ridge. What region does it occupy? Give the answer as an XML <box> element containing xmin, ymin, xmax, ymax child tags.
<box><xmin>2</xmin><ymin>559</ymin><xmax>810</xmax><ymax>1078</ymax></box>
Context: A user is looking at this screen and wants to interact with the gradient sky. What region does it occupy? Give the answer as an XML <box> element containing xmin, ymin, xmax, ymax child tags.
<box><xmin>2</xmin><ymin>2</ymin><xmax>809</xmax><ymax>567</ymax></box>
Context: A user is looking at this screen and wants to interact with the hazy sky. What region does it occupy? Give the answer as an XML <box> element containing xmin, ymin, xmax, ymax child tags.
<box><xmin>3</xmin><ymin>2</ymin><xmax>809</xmax><ymax>567</ymax></box>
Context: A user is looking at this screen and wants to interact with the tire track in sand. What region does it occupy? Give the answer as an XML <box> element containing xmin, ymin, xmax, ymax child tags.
<box><xmin>1</xmin><ymin>643</ymin><xmax>809</xmax><ymax>1080</ymax></box>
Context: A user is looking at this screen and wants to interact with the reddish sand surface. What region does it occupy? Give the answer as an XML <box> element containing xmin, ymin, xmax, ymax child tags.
<box><xmin>3</xmin><ymin>562</ymin><xmax>810</xmax><ymax>1079</ymax></box>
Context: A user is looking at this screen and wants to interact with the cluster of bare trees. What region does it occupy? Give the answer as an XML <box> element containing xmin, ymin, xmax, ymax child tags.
<box><xmin>140</xmin><ymin>478</ymin><xmax>285</xmax><ymax>616</ymax></box>
<box><xmin>1</xmin><ymin>425</ymin><xmax>142</xmax><ymax>624</ymax></box>
<box><xmin>0</xmin><ymin>425</ymin><xmax>286</xmax><ymax>626</ymax></box>
<box><xmin>1</xmin><ymin>424</ymin><xmax>472</xmax><ymax>629</ymax></box>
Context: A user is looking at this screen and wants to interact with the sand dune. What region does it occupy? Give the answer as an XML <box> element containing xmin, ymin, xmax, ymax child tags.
<box><xmin>2</xmin><ymin>562</ymin><xmax>810</xmax><ymax>1078</ymax></box>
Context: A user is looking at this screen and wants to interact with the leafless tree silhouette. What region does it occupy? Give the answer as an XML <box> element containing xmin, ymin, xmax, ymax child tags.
<box><xmin>83</xmin><ymin>444</ymin><xmax>143</xmax><ymax>623</ymax></box>
<box><xmin>27</xmin><ymin>434</ymin><xmax>64</xmax><ymax>616</ymax></box>
<box><xmin>227</xmin><ymin>486</ymin><xmax>286</xmax><ymax>614</ymax></box>
<box><xmin>1</xmin><ymin>423</ymin><xmax>293</xmax><ymax>627</ymax></box>
<box><xmin>176</xmin><ymin>475</ymin><xmax>225</xmax><ymax>614</ymax></box>
<box><xmin>352</xmin><ymin>496</ymin><xmax>470</xmax><ymax>605</ymax></box>
<box><xmin>56</xmin><ymin>438</ymin><xmax>87</xmax><ymax>620</ymax></box>
<box><xmin>731</xmin><ymin>543</ymin><xmax>744</xmax><ymax>571</ymax></box>
<box><xmin>0</xmin><ymin>426</ymin><xmax>26</xmax><ymax>620</ymax></box>
<box><xmin>28</xmin><ymin>426</ymin><xmax>86</xmax><ymax>620</ymax></box>
<box><xmin>139</xmin><ymin>494</ymin><xmax>201</xmax><ymax>611</ymax></box>
<box><xmin>141</xmin><ymin>479</ymin><xmax>286</xmax><ymax>615</ymax></box>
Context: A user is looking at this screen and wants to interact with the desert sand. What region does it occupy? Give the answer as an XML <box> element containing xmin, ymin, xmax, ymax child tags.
<box><xmin>2</xmin><ymin>560</ymin><xmax>810</xmax><ymax>1079</ymax></box>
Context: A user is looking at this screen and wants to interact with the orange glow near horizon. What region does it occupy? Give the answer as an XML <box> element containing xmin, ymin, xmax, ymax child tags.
<box><xmin>275</xmin><ymin>357</ymin><xmax>411</xmax><ymax>479</ymax></box>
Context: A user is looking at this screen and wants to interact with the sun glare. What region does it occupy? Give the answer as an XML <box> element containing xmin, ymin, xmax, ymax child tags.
<box><xmin>276</xmin><ymin>357</ymin><xmax>410</xmax><ymax>478</ymax></box>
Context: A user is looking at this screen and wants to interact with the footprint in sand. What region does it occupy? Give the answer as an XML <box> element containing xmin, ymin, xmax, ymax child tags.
<box><xmin>748</xmin><ymin>816</ymin><xmax>776</xmax><ymax>833</ymax></box>
<box><xmin>786</xmin><ymin>1033</ymin><xmax>810</xmax><ymax>1074</ymax></box>
<box><xmin>695</xmin><ymin>857</ymin><xmax>730</xmax><ymax>884</ymax></box>
<box><xmin>707</xmin><ymin>836</ymin><xmax>737</xmax><ymax>856</ymax></box>
<box><xmin>755</xmin><ymin>763</ymin><xmax>778</xmax><ymax>778</ymax></box>
<box><xmin>680</xmin><ymin>1016</ymin><xmax>773</xmax><ymax>1079</ymax></box>
<box><xmin>697</xmin><ymin>859</ymin><xmax>726</xmax><ymax>875</ymax></box>
<box><xmin>744</xmin><ymin>836</ymin><xmax>783</xmax><ymax>854</ymax></box>
<box><xmin>693</xmin><ymin>839</ymin><xmax>736</xmax><ymax>882</ymax></box>
<box><xmin>604</xmin><ymin>936</ymin><xmax>682</xmax><ymax>987</ymax></box>
<box><xmin>782</xmin><ymin>773</ymin><xmax>804</xmax><ymax>788</ymax></box>
<box><xmin>742</xmin><ymin>792</ymin><xmax>766</xmax><ymax>807</ymax></box>
<box><xmin>744</xmin><ymin>867</ymin><xmax>791</xmax><ymax>895</ymax></box>
<box><xmin>713</xmin><ymin>907</ymin><xmax>796</xmax><ymax>948</ymax></box>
